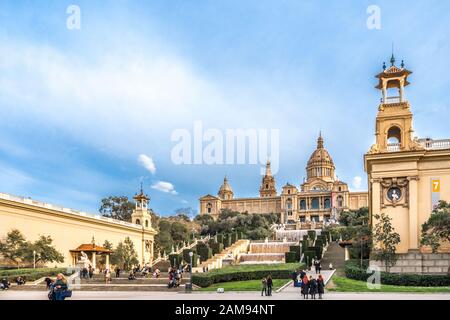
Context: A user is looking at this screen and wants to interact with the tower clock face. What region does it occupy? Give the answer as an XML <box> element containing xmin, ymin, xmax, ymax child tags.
<box><xmin>387</xmin><ymin>187</ymin><xmax>402</xmax><ymax>202</ymax></box>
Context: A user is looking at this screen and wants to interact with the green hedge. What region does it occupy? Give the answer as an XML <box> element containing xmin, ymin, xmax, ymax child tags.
<box><xmin>192</xmin><ymin>263</ymin><xmax>304</xmax><ymax>287</ymax></box>
<box><xmin>216</xmin><ymin>234</ymin><xmax>224</xmax><ymax>244</ymax></box>
<box><xmin>208</xmin><ymin>238</ymin><xmax>216</xmax><ymax>246</ymax></box>
<box><xmin>289</xmin><ymin>245</ymin><xmax>301</xmax><ymax>261</ymax></box>
<box><xmin>345</xmin><ymin>260</ymin><xmax>450</xmax><ymax>287</ymax></box>
<box><xmin>231</xmin><ymin>233</ymin><xmax>238</xmax><ymax>244</ymax></box>
<box><xmin>211</xmin><ymin>243</ymin><xmax>224</xmax><ymax>255</ymax></box>
<box><xmin>307</xmin><ymin>230</ymin><xmax>316</xmax><ymax>241</ymax></box>
<box><xmin>303</xmin><ymin>250</ymin><xmax>315</xmax><ymax>267</ymax></box>
<box><xmin>192</xmin><ymin>253</ymin><xmax>199</xmax><ymax>267</ymax></box>
<box><xmin>168</xmin><ymin>254</ymin><xmax>182</xmax><ymax>267</ymax></box>
<box><xmin>197</xmin><ymin>246</ymin><xmax>212</xmax><ymax>262</ymax></box>
<box><xmin>182</xmin><ymin>249</ymin><xmax>194</xmax><ymax>263</ymax></box>
<box><xmin>223</xmin><ymin>235</ymin><xmax>231</xmax><ymax>248</ymax></box>
<box><xmin>0</xmin><ymin>268</ymin><xmax>71</xmax><ymax>282</ymax></box>
<box><xmin>301</xmin><ymin>239</ymin><xmax>308</xmax><ymax>253</ymax></box>
<box><xmin>315</xmin><ymin>239</ymin><xmax>324</xmax><ymax>248</ymax></box>
<box><xmin>285</xmin><ymin>251</ymin><xmax>297</xmax><ymax>263</ymax></box>
<box><xmin>308</xmin><ymin>246</ymin><xmax>323</xmax><ymax>259</ymax></box>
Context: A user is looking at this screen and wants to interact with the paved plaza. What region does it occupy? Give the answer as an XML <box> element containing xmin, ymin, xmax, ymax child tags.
<box><xmin>1</xmin><ymin>290</ymin><xmax>449</xmax><ymax>300</ymax></box>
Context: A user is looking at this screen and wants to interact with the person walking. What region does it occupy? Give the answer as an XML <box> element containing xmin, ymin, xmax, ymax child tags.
<box><xmin>317</xmin><ymin>260</ymin><xmax>322</xmax><ymax>274</ymax></box>
<box><xmin>115</xmin><ymin>267</ymin><xmax>121</xmax><ymax>278</ymax></box>
<box><xmin>261</xmin><ymin>277</ymin><xmax>267</xmax><ymax>296</ymax></box>
<box><xmin>266</xmin><ymin>275</ymin><xmax>273</xmax><ymax>296</ymax></box>
<box><xmin>317</xmin><ymin>274</ymin><xmax>325</xmax><ymax>299</ymax></box>
<box><xmin>309</xmin><ymin>275</ymin><xmax>318</xmax><ymax>300</ymax></box>
<box><xmin>88</xmin><ymin>265</ymin><xmax>93</xmax><ymax>279</ymax></box>
<box><xmin>104</xmin><ymin>268</ymin><xmax>111</xmax><ymax>284</ymax></box>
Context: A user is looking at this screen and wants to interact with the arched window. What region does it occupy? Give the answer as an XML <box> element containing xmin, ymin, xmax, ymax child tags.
<box><xmin>286</xmin><ymin>198</ymin><xmax>292</xmax><ymax>210</ymax></box>
<box><xmin>145</xmin><ymin>220</ymin><xmax>149</xmax><ymax>228</ymax></box>
<box><xmin>324</xmin><ymin>198</ymin><xmax>331</xmax><ymax>209</ymax></box>
<box><xmin>311</xmin><ymin>198</ymin><xmax>319</xmax><ymax>209</ymax></box>
<box><xmin>206</xmin><ymin>202</ymin><xmax>212</xmax><ymax>214</ymax></box>
<box><xmin>288</xmin><ymin>189</ymin><xmax>291</xmax><ymax>194</ymax></box>
<box><xmin>387</xmin><ymin>126</ymin><xmax>401</xmax><ymax>144</ymax></box>
<box><xmin>135</xmin><ymin>219</ymin><xmax>141</xmax><ymax>225</ymax></box>
<box><xmin>266</xmin><ymin>184</ymin><xmax>269</xmax><ymax>189</ymax></box>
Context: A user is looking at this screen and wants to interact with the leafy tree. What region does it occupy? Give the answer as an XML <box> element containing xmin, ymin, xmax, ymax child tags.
<box><xmin>99</xmin><ymin>240</ymin><xmax>115</xmax><ymax>266</ymax></box>
<box><xmin>171</xmin><ymin>221</ymin><xmax>189</xmax><ymax>243</ymax></box>
<box><xmin>0</xmin><ymin>229</ymin><xmax>28</xmax><ymax>268</ymax></box>
<box><xmin>339</xmin><ymin>207</ymin><xmax>369</xmax><ymax>226</ymax></box>
<box><xmin>194</xmin><ymin>209</ymin><xmax>278</xmax><ymax>240</ymax></box>
<box><xmin>112</xmin><ymin>237</ymin><xmax>139</xmax><ymax>271</ymax></box>
<box><xmin>99</xmin><ymin>196</ymin><xmax>134</xmax><ymax>222</ymax></box>
<box><xmin>23</xmin><ymin>235</ymin><xmax>64</xmax><ymax>265</ymax></box>
<box><xmin>372</xmin><ymin>213</ymin><xmax>401</xmax><ymax>272</ymax></box>
<box><xmin>420</xmin><ymin>201</ymin><xmax>450</xmax><ymax>252</ymax></box>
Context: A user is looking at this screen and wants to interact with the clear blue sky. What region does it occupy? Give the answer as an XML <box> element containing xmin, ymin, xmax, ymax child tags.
<box><xmin>0</xmin><ymin>0</ymin><xmax>449</xmax><ymax>216</ymax></box>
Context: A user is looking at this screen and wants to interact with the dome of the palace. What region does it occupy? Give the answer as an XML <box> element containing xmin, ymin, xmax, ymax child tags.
<box><xmin>218</xmin><ymin>176</ymin><xmax>234</xmax><ymax>199</ymax></box>
<box><xmin>306</xmin><ymin>133</ymin><xmax>335</xmax><ymax>182</ymax></box>
<box><xmin>307</xmin><ymin>135</ymin><xmax>334</xmax><ymax>166</ymax></box>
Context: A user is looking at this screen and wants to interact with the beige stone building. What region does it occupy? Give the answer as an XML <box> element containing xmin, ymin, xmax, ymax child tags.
<box><xmin>365</xmin><ymin>56</ymin><xmax>450</xmax><ymax>272</ymax></box>
<box><xmin>200</xmin><ymin>135</ymin><xmax>368</xmax><ymax>227</ymax></box>
<box><xmin>0</xmin><ymin>188</ymin><xmax>157</xmax><ymax>268</ymax></box>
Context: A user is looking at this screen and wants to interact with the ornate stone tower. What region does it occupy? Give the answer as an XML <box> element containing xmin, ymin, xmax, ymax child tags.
<box><xmin>131</xmin><ymin>185</ymin><xmax>152</xmax><ymax>229</ymax></box>
<box><xmin>259</xmin><ymin>160</ymin><xmax>277</xmax><ymax>197</ymax></box>
<box><xmin>369</xmin><ymin>55</ymin><xmax>422</xmax><ymax>153</ymax></box>
<box><xmin>306</xmin><ymin>133</ymin><xmax>335</xmax><ymax>183</ymax></box>
<box><xmin>218</xmin><ymin>176</ymin><xmax>234</xmax><ymax>200</ymax></box>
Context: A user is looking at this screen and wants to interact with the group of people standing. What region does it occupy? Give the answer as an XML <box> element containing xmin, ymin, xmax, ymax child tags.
<box><xmin>168</xmin><ymin>267</ymin><xmax>183</xmax><ymax>288</ymax></box>
<box><xmin>261</xmin><ymin>275</ymin><xmax>273</xmax><ymax>296</ymax></box>
<box><xmin>297</xmin><ymin>269</ymin><xmax>325</xmax><ymax>299</ymax></box>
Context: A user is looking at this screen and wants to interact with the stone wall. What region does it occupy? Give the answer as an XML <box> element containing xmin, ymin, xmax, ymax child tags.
<box><xmin>370</xmin><ymin>251</ymin><xmax>450</xmax><ymax>274</ymax></box>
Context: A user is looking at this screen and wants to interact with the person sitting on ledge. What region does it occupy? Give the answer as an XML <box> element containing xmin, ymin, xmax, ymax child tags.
<box><xmin>128</xmin><ymin>272</ymin><xmax>136</xmax><ymax>280</ymax></box>
<box><xmin>15</xmin><ymin>276</ymin><xmax>25</xmax><ymax>285</ymax></box>
<box><xmin>1</xmin><ymin>278</ymin><xmax>10</xmax><ymax>290</ymax></box>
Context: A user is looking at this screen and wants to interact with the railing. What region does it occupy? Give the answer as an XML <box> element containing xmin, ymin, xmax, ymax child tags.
<box><xmin>419</xmin><ymin>138</ymin><xmax>450</xmax><ymax>150</ymax></box>
<box><xmin>387</xmin><ymin>143</ymin><xmax>401</xmax><ymax>152</ymax></box>
<box><xmin>386</xmin><ymin>139</ymin><xmax>450</xmax><ymax>152</ymax></box>
<box><xmin>381</xmin><ymin>96</ymin><xmax>403</xmax><ymax>104</ymax></box>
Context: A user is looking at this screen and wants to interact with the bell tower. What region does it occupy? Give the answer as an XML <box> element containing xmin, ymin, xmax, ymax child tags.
<box><xmin>369</xmin><ymin>55</ymin><xmax>420</xmax><ymax>153</ymax></box>
<box><xmin>131</xmin><ymin>184</ymin><xmax>152</xmax><ymax>229</ymax></box>
<box><xmin>260</xmin><ymin>160</ymin><xmax>277</xmax><ymax>197</ymax></box>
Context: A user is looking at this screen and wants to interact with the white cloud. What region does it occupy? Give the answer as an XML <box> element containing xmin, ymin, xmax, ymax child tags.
<box><xmin>352</xmin><ymin>176</ymin><xmax>362</xmax><ymax>189</ymax></box>
<box><xmin>138</xmin><ymin>154</ymin><xmax>156</xmax><ymax>174</ymax></box>
<box><xmin>151</xmin><ymin>181</ymin><xmax>178</xmax><ymax>195</ymax></box>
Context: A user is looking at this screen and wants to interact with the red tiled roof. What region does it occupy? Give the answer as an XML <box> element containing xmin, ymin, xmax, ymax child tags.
<box><xmin>70</xmin><ymin>244</ymin><xmax>112</xmax><ymax>253</ymax></box>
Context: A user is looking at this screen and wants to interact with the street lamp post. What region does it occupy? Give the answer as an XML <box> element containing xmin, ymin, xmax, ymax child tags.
<box><xmin>186</xmin><ymin>251</ymin><xmax>193</xmax><ymax>293</ymax></box>
<box><xmin>33</xmin><ymin>250</ymin><xmax>36</xmax><ymax>269</ymax></box>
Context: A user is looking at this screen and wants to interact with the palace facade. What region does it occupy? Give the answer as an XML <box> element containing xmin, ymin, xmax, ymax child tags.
<box><xmin>199</xmin><ymin>134</ymin><xmax>368</xmax><ymax>226</ymax></box>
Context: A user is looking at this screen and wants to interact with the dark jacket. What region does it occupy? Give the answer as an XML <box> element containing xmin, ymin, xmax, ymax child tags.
<box><xmin>317</xmin><ymin>278</ymin><xmax>325</xmax><ymax>294</ymax></box>
<box><xmin>54</xmin><ymin>279</ymin><xmax>68</xmax><ymax>291</ymax></box>
<box><xmin>266</xmin><ymin>278</ymin><xmax>273</xmax><ymax>287</ymax></box>
<box><xmin>309</xmin><ymin>279</ymin><xmax>318</xmax><ymax>294</ymax></box>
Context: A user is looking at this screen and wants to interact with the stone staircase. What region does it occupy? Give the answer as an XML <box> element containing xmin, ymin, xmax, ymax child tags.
<box><xmin>320</xmin><ymin>242</ymin><xmax>345</xmax><ymax>276</ymax></box>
